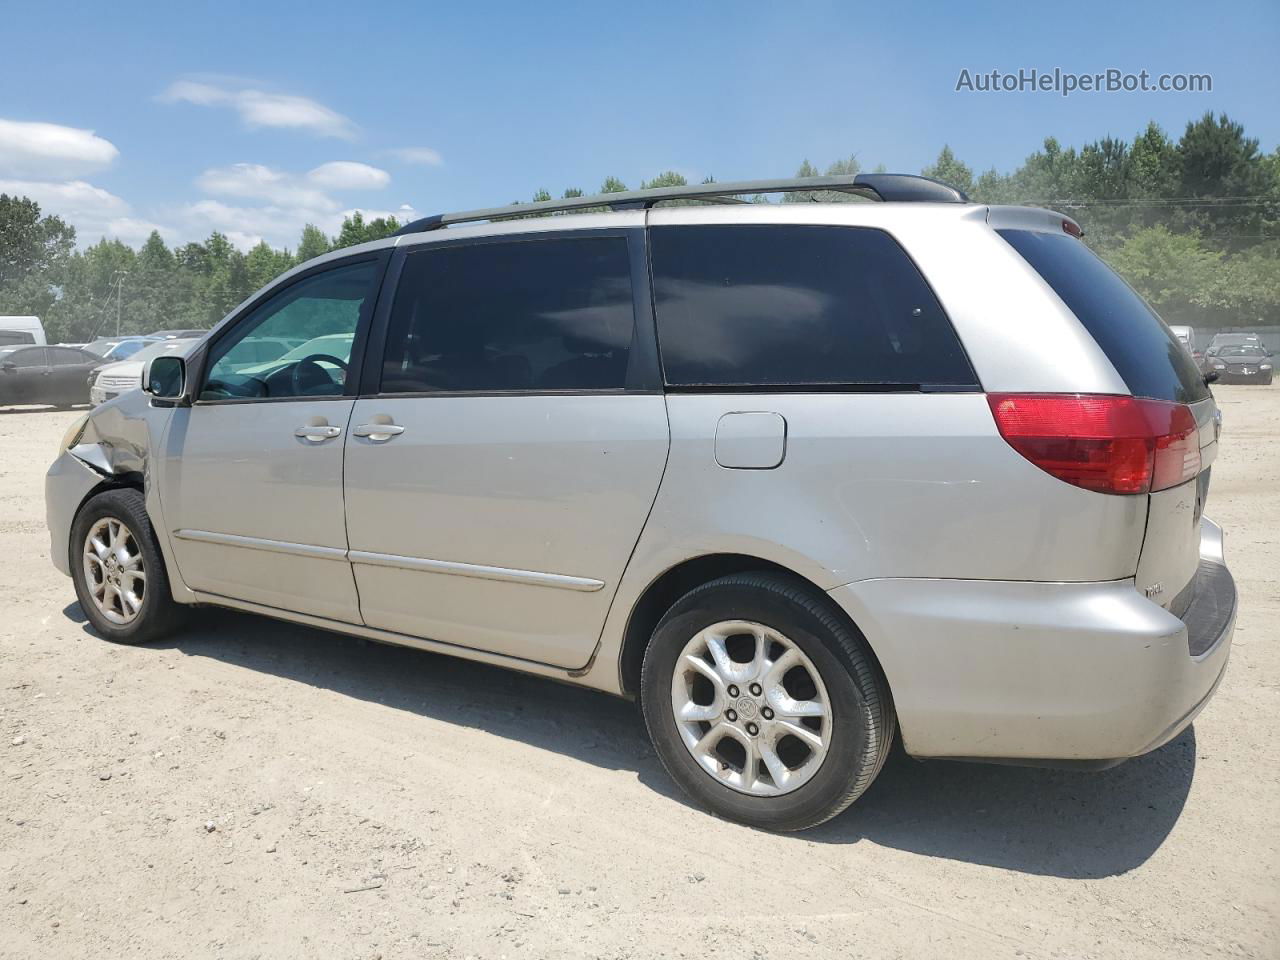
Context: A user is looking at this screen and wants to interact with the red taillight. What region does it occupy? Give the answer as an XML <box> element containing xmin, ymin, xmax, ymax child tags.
<box><xmin>988</xmin><ymin>394</ymin><xmax>1200</xmax><ymax>495</ymax></box>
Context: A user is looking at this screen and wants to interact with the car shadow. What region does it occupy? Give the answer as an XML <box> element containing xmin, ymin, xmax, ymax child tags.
<box><xmin>61</xmin><ymin>602</ymin><xmax>1196</xmax><ymax>878</ymax></box>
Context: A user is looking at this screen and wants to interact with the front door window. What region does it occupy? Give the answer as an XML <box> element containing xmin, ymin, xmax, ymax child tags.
<box><xmin>201</xmin><ymin>260</ymin><xmax>379</xmax><ymax>401</ymax></box>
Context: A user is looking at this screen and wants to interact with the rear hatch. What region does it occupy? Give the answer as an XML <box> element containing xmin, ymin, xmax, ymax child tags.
<box><xmin>997</xmin><ymin>226</ymin><xmax>1215</xmax><ymax>605</ymax></box>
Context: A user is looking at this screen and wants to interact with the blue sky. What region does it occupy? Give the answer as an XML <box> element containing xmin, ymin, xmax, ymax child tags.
<box><xmin>2</xmin><ymin>0</ymin><xmax>1277</xmax><ymax>250</ymax></box>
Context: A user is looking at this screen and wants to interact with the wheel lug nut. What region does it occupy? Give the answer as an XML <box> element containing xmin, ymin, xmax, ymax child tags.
<box><xmin>762</xmin><ymin>707</ymin><xmax>774</xmax><ymax>720</ymax></box>
<box><xmin>726</xmin><ymin>709</ymin><xmax>738</xmax><ymax>722</ymax></box>
<box><xmin>746</xmin><ymin>722</ymin><xmax>759</xmax><ymax>736</ymax></box>
<box><xmin>727</xmin><ymin>684</ymin><xmax>739</xmax><ymax>698</ymax></box>
<box><xmin>749</xmin><ymin>683</ymin><xmax>762</xmax><ymax>696</ymax></box>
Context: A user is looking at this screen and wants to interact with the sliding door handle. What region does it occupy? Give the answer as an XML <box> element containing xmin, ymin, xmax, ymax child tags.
<box><xmin>353</xmin><ymin>422</ymin><xmax>405</xmax><ymax>441</ymax></box>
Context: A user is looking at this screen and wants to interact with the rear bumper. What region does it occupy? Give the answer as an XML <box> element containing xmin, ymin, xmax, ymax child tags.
<box><xmin>827</xmin><ymin>517</ymin><xmax>1235</xmax><ymax>762</ymax></box>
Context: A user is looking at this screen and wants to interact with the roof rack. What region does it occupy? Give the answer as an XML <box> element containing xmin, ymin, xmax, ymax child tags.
<box><xmin>392</xmin><ymin>173</ymin><xmax>969</xmax><ymax>235</ymax></box>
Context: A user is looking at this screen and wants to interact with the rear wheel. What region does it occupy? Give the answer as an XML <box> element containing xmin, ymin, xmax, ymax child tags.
<box><xmin>70</xmin><ymin>488</ymin><xmax>183</xmax><ymax>644</ymax></box>
<box><xmin>640</xmin><ymin>572</ymin><xmax>894</xmax><ymax>831</ymax></box>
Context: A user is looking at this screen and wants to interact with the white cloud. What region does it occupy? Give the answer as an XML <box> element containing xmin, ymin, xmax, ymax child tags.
<box><xmin>0</xmin><ymin>118</ymin><xmax>119</xmax><ymax>178</ymax></box>
<box><xmin>102</xmin><ymin>217</ymin><xmax>176</xmax><ymax>246</ymax></box>
<box><xmin>198</xmin><ymin>163</ymin><xmax>337</xmax><ymax>211</ymax></box>
<box><xmin>0</xmin><ymin>178</ymin><xmax>177</xmax><ymax>247</ymax></box>
<box><xmin>0</xmin><ymin>178</ymin><xmax>127</xmax><ymax>218</ymax></box>
<box><xmin>181</xmin><ymin>160</ymin><xmax>405</xmax><ymax>249</ymax></box>
<box><xmin>307</xmin><ymin>161</ymin><xmax>390</xmax><ymax>190</ymax></box>
<box><xmin>159</xmin><ymin>79</ymin><xmax>357</xmax><ymax>140</ymax></box>
<box><xmin>179</xmin><ymin>198</ymin><xmax>419</xmax><ymax>251</ymax></box>
<box><xmin>340</xmin><ymin>203</ymin><xmax>420</xmax><ymax>224</ymax></box>
<box><xmin>388</xmin><ymin>146</ymin><xmax>444</xmax><ymax>167</ymax></box>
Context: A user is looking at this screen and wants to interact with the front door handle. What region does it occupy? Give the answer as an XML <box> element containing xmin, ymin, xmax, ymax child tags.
<box><xmin>295</xmin><ymin>424</ymin><xmax>342</xmax><ymax>442</ymax></box>
<box><xmin>352</xmin><ymin>422</ymin><xmax>405</xmax><ymax>441</ymax></box>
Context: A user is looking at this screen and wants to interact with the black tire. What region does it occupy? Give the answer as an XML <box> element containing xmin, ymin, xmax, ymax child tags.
<box><xmin>640</xmin><ymin>572</ymin><xmax>895</xmax><ymax>831</ymax></box>
<box><xmin>70</xmin><ymin>487</ymin><xmax>183</xmax><ymax>644</ymax></box>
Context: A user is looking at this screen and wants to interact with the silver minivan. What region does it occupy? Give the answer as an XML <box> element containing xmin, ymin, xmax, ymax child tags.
<box><xmin>46</xmin><ymin>175</ymin><xmax>1236</xmax><ymax>831</ymax></box>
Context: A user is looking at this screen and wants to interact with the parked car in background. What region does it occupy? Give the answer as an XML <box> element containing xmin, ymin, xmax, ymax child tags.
<box><xmin>83</xmin><ymin>336</ymin><xmax>159</xmax><ymax>361</ymax></box>
<box><xmin>1206</xmin><ymin>345</ymin><xmax>1274</xmax><ymax>384</ymax></box>
<box><xmin>1168</xmin><ymin>325</ymin><xmax>1206</xmax><ymax>373</ymax></box>
<box><xmin>0</xmin><ymin>344</ymin><xmax>100</xmax><ymax>407</ymax></box>
<box><xmin>232</xmin><ymin>332</ymin><xmax>355</xmax><ymax>386</ymax></box>
<box><xmin>0</xmin><ymin>316</ymin><xmax>47</xmax><ymax>346</ymax></box>
<box><xmin>148</xmin><ymin>328</ymin><xmax>208</xmax><ymax>340</ymax></box>
<box><xmin>89</xmin><ymin>338</ymin><xmax>200</xmax><ymax>405</ymax></box>
<box><xmin>216</xmin><ymin>336</ymin><xmax>306</xmax><ymax>372</ymax></box>
<box><xmin>45</xmin><ymin>175</ymin><xmax>1237</xmax><ymax>831</ymax></box>
<box><xmin>1206</xmin><ymin>333</ymin><xmax>1263</xmax><ymax>357</ymax></box>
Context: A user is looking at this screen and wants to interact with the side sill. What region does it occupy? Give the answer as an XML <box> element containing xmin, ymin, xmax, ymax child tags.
<box><xmin>188</xmin><ymin>590</ymin><xmax>596</xmax><ymax>687</ymax></box>
<box><xmin>911</xmin><ymin>755</ymin><xmax>1128</xmax><ymax>772</ymax></box>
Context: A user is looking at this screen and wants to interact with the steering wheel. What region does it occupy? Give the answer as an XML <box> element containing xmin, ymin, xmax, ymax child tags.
<box><xmin>290</xmin><ymin>354</ymin><xmax>349</xmax><ymax>395</ymax></box>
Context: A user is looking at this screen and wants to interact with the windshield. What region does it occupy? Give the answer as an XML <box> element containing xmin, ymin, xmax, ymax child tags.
<box><xmin>1219</xmin><ymin>346</ymin><xmax>1266</xmax><ymax>358</ymax></box>
<box><xmin>103</xmin><ymin>339</ymin><xmax>155</xmax><ymax>360</ymax></box>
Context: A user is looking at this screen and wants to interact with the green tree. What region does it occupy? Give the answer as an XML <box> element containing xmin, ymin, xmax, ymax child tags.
<box><xmin>1102</xmin><ymin>225</ymin><xmax>1224</xmax><ymax>324</ymax></box>
<box><xmin>334</xmin><ymin>212</ymin><xmax>402</xmax><ymax>250</ymax></box>
<box><xmin>246</xmin><ymin>240</ymin><xmax>294</xmax><ymax>293</ymax></box>
<box><xmin>1173</xmin><ymin>112</ymin><xmax>1275</xmax><ymax>249</ymax></box>
<box><xmin>296</xmin><ymin>224</ymin><xmax>331</xmax><ymax>264</ymax></box>
<box><xmin>0</xmin><ymin>194</ymin><xmax>76</xmax><ymax>319</ymax></box>
<box><xmin>922</xmin><ymin>146</ymin><xmax>974</xmax><ymax>196</ymax></box>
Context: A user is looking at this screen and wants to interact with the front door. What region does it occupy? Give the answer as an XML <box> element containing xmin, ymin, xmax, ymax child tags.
<box><xmin>46</xmin><ymin>346</ymin><xmax>98</xmax><ymax>404</ymax></box>
<box><xmin>1</xmin><ymin>347</ymin><xmax>50</xmax><ymax>403</ymax></box>
<box><xmin>343</xmin><ymin>232</ymin><xmax>669</xmax><ymax>668</ymax></box>
<box><xmin>161</xmin><ymin>256</ymin><xmax>384</xmax><ymax>622</ymax></box>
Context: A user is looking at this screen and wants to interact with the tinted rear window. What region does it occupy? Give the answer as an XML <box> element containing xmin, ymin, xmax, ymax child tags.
<box><xmin>998</xmin><ymin>229</ymin><xmax>1209</xmax><ymax>403</ymax></box>
<box><xmin>650</xmin><ymin>225</ymin><xmax>977</xmax><ymax>389</ymax></box>
<box><xmin>381</xmin><ymin>236</ymin><xmax>635</xmax><ymax>393</ymax></box>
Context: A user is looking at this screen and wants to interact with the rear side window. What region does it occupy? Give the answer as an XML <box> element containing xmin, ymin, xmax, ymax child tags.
<box><xmin>48</xmin><ymin>347</ymin><xmax>92</xmax><ymax>365</ymax></box>
<box><xmin>649</xmin><ymin>225</ymin><xmax>976</xmax><ymax>389</ymax></box>
<box><xmin>998</xmin><ymin>230</ymin><xmax>1210</xmax><ymax>404</ymax></box>
<box><xmin>381</xmin><ymin>236</ymin><xmax>635</xmax><ymax>393</ymax></box>
<box><xmin>4</xmin><ymin>347</ymin><xmax>45</xmax><ymax>367</ymax></box>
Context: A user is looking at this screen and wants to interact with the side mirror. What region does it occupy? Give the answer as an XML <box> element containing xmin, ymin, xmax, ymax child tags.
<box><xmin>0</xmin><ymin>361</ymin><xmax>14</xmax><ymax>373</ymax></box>
<box><xmin>144</xmin><ymin>355</ymin><xmax>187</xmax><ymax>403</ymax></box>
<box><xmin>1204</xmin><ymin>370</ymin><xmax>1219</xmax><ymax>385</ymax></box>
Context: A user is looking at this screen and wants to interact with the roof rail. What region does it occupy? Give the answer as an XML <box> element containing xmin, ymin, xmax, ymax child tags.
<box><xmin>392</xmin><ymin>173</ymin><xmax>969</xmax><ymax>236</ymax></box>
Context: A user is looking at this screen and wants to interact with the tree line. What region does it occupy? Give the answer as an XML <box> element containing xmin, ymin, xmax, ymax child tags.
<box><xmin>1</xmin><ymin>111</ymin><xmax>1276</xmax><ymax>344</ymax></box>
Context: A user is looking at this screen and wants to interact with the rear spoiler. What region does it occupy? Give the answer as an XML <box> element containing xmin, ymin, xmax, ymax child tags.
<box><xmin>986</xmin><ymin>205</ymin><xmax>1084</xmax><ymax>238</ymax></box>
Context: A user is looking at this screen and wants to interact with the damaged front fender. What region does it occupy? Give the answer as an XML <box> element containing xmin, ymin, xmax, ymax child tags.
<box><xmin>45</xmin><ymin>391</ymin><xmax>185</xmax><ymax>593</ymax></box>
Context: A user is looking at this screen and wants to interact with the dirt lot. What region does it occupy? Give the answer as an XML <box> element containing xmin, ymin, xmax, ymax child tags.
<box><xmin>1</xmin><ymin>387</ymin><xmax>1277</xmax><ymax>959</ymax></box>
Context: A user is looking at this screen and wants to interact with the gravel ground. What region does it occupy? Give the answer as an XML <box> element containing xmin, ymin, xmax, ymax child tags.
<box><xmin>1</xmin><ymin>385</ymin><xmax>1277</xmax><ymax>959</ymax></box>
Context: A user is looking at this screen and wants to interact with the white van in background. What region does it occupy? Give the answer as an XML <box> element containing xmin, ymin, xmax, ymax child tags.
<box><xmin>0</xmin><ymin>316</ymin><xmax>47</xmax><ymax>347</ymax></box>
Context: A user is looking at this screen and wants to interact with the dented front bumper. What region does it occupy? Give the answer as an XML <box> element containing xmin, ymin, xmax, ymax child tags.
<box><xmin>45</xmin><ymin>450</ymin><xmax>107</xmax><ymax>576</ymax></box>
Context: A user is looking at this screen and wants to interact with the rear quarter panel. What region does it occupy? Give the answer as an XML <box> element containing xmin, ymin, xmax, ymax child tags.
<box><xmin>584</xmin><ymin>390</ymin><xmax>1148</xmax><ymax>693</ymax></box>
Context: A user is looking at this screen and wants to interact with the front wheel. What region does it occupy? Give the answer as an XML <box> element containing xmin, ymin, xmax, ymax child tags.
<box><xmin>70</xmin><ymin>488</ymin><xmax>183</xmax><ymax>644</ymax></box>
<box><xmin>640</xmin><ymin>572</ymin><xmax>895</xmax><ymax>831</ymax></box>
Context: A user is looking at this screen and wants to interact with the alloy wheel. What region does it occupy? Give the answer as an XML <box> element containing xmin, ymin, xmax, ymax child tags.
<box><xmin>83</xmin><ymin>516</ymin><xmax>146</xmax><ymax>625</ymax></box>
<box><xmin>670</xmin><ymin>619</ymin><xmax>832</xmax><ymax>796</ymax></box>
